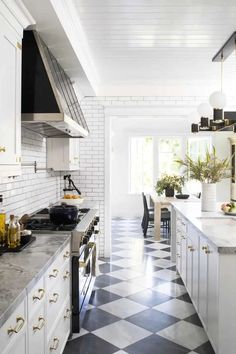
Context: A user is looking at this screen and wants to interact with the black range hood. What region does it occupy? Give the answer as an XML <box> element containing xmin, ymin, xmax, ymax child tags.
<box><xmin>21</xmin><ymin>30</ymin><xmax>89</xmax><ymax>138</ymax></box>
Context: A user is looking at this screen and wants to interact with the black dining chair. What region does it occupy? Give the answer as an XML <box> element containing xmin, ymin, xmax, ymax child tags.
<box><xmin>141</xmin><ymin>193</ymin><xmax>171</xmax><ymax>237</ymax></box>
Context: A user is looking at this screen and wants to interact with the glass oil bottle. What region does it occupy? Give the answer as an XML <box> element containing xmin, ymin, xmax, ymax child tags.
<box><xmin>0</xmin><ymin>195</ymin><xmax>6</xmax><ymax>246</ymax></box>
<box><xmin>8</xmin><ymin>215</ymin><xmax>17</xmax><ymax>248</ymax></box>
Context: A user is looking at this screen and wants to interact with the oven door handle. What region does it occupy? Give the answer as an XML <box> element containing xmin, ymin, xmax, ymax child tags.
<box><xmin>79</xmin><ymin>242</ymin><xmax>96</xmax><ymax>268</ymax></box>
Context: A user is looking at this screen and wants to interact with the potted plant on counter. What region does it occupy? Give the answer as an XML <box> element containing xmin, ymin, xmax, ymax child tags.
<box><xmin>155</xmin><ymin>174</ymin><xmax>185</xmax><ymax>197</ymax></box>
<box><xmin>176</xmin><ymin>146</ymin><xmax>231</xmax><ymax>211</ymax></box>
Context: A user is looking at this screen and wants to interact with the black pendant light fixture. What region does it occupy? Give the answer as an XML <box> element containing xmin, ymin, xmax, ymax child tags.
<box><xmin>191</xmin><ymin>32</ymin><xmax>236</xmax><ymax>133</ymax></box>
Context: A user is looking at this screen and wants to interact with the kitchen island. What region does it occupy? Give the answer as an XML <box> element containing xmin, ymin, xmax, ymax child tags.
<box><xmin>0</xmin><ymin>232</ymin><xmax>71</xmax><ymax>354</ymax></box>
<box><xmin>172</xmin><ymin>202</ymin><xmax>236</xmax><ymax>354</ymax></box>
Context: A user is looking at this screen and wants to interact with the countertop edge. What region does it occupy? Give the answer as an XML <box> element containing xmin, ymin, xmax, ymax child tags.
<box><xmin>172</xmin><ymin>202</ymin><xmax>236</xmax><ymax>254</ymax></box>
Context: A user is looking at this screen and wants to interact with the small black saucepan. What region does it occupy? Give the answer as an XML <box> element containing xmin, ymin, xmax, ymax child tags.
<box><xmin>49</xmin><ymin>204</ymin><xmax>78</xmax><ymax>225</ymax></box>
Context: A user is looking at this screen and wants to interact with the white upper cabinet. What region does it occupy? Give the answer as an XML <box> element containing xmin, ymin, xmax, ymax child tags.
<box><xmin>0</xmin><ymin>1</ymin><xmax>34</xmax><ymax>177</ymax></box>
<box><xmin>0</xmin><ymin>13</ymin><xmax>21</xmax><ymax>176</ymax></box>
<box><xmin>47</xmin><ymin>138</ymin><xmax>80</xmax><ymax>171</ymax></box>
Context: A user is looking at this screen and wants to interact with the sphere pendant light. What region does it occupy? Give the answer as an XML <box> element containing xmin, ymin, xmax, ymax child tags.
<box><xmin>209</xmin><ymin>54</ymin><xmax>226</xmax><ymax>123</ymax></box>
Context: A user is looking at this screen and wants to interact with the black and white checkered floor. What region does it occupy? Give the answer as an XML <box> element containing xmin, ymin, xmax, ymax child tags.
<box><xmin>64</xmin><ymin>218</ymin><xmax>215</xmax><ymax>354</ymax></box>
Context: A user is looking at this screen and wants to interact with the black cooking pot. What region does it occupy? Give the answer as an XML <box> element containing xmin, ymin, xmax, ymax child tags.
<box><xmin>49</xmin><ymin>204</ymin><xmax>78</xmax><ymax>225</ymax></box>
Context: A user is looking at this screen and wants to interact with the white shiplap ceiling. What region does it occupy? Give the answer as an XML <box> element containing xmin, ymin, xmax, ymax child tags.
<box><xmin>72</xmin><ymin>0</ymin><xmax>236</xmax><ymax>96</ymax></box>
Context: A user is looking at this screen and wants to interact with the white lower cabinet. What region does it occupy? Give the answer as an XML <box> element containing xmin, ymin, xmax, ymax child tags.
<box><xmin>28</xmin><ymin>304</ymin><xmax>46</xmax><ymax>354</ymax></box>
<box><xmin>175</xmin><ymin>212</ymin><xmax>223</xmax><ymax>353</ymax></box>
<box><xmin>0</xmin><ymin>242</ymin><xmax>71</xmax><ymax>354</ymax></box>
<box><xmin>47</xmin><ymin>298</ymin><xmax>71</xmax><ymax>354</ymax></box>
<box><xmin>0</xmin><ymin>299</ymin><xmax>27</xmax><ymax>354</ymax></box>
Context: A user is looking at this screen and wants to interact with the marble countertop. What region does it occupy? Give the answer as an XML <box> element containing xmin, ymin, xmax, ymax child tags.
<box><xmin>172</xmin><ymin>202</ymin><xmax>236</xmax><ymax>254</ymax></box>
<box><xmin>0</xmin><ymin>233</ymin><xmax>71</xmax><ymax>328</ymax></box>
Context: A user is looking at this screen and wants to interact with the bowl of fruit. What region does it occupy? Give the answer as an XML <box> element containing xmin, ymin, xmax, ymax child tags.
<box><xmin>221</xmin><ymin>202</ymin><xmax>236</xmax><ymax>215</ymax></box>
<box><xmin>60</xmin><ymin>194</ymin><xmax>84</xmax><ymax>206</ymax></box>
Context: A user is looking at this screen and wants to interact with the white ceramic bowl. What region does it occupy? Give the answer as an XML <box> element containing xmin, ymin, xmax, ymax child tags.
<box><xmin>60</xmin><ymin>198</ymin><xmax>84</xmax><ymax>206</ymax></box>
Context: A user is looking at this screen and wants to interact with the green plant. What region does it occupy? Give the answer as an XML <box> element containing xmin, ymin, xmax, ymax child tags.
<box><xmin>155</xmin><ymin>174</ymin><xmax>185</xmax><ymax>195</ymax></box>
<box><xmin>176</xmin><ymin>146</ymin><xmax>231</xmax><ymax>183</ymax></box>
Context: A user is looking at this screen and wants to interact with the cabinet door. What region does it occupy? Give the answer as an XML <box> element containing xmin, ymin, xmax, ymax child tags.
<box><xmin>28</xmin><ymin>305</ymin><xmax>46</xmax><ymax>354</ymax></box>
<box><xmin>0</xmin><ymin>14</ymin><xmax>21</xmax><ymax>166</ymax></box>
<box><xmin>199</xmin><ymin>236</ymin><xmax>208</xmax><ymax>325</ymax></box>
<box><xmin>4</xmin><ymin>331</ymin><xmax>27</xmax><ymax>354</ymax></box>
<box><xmin>207</xmin><ymin>244</ymin><xmax>218</xmax><ymax>349</ymax></box>
<box><xmin>69</xmin><ymin>139</ymin><xmax>80</xmax><ymax>167</ymax></box>
<box><xmin>191</xmin><ymin>232</ymin><xmax>199</xmax><ymax>310</ymax></box>
<box><xmin>181</xmin><ymin>234</ymin><xmax>187</xmax><ymax>285</ymax></box>
<box><xmin>186</xmin><ymin>235</ymin><xmax>193</xmax><ymax>296</ymax></box>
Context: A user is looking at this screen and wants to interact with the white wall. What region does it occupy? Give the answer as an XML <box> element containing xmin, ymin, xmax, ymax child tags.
<box><xmin>0</xmin><ymin>128</ymin><xmax>61</xmax><ymax>218</ymax></box>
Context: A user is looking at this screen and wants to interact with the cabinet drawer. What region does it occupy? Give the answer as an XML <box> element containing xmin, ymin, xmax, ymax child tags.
<box><xmin>28</xmin><ymin>276</ymin><xmax>45</xmax><ymax>321</ymax></box>
<box><xmin>47</xmin><ymin>262</ymin><xmax>71</xmax><ymax>333</ymax></box>
<box><xmin>28</xmin><ymin>303</ymin><xmax>46</xmax><ymax>354</ymax></box>
<box><xmin>0</xmin><ymin>298</ymin><xmax>27</xmax><ymax>353</ymax></box>
<box><xmin>47</xmin><ymin>298</ymin><xmax>71</xmax><ymax>354</ymax></box>
<box><xmin>45</xmin><ymin>244</ymin><xmax>71</xmax><ymax>291</ymax></box>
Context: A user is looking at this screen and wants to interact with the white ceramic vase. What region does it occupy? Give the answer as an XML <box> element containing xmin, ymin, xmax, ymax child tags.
<box><xmin>201</xmin><ymin>183</ymin><xmax>217</xmax><ymax>212</ymax></box>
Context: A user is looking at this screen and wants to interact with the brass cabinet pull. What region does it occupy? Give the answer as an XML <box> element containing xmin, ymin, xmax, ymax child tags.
<box><xmin>49</xmin><ymin>269</ymin><xmax>59</xmax><ymax>278</ymax></box>
<box><xmin>63</xmin><ymin>251</ymin><xmax>70</xmax><ymax>259</ymax></box>
<box><xmin>49</xmin><ymin>293</ymin><xmax>59</xmax><ymax>303</ymax></box>
<box><xmin>0</xmin><ymin>146</ymin><xmax>6</xmax><ymax>153</ymax></box>
<box><xmin>190</xmin><ymin>248</ymin><xmax>195</xmax><ymax>252</ymax></box>
<box><xmin>7</xmin><ymin>317</ymin><xmax>25</xmax><ymax>335</ymax></box>
<box><xmin>50</xmin><ymin>337</ymin><xmax>59</xmax><ymax>351</ymax></box>
<box><xmin>33</xmin><ymin>317</ymin><xmax>45</xmax><ymax>331</ymax></box>
<box><xmin>64</xmin><ymin>308</ymin><xmax>72</xmax><ymax>319</ymax></box>
<box><xmin>188</xmin><ymin>245</ymin><xmax>192</xmax><ymax>249</ymax></box>
<box><xmin>63</xmin><ymin>271</ymin><xmax>70</xmax><ymax>280</ymax></box>
<box><xmin>176</xmin><ymin>241</ymin><xmax>180</xmax><ymax>245</ymax></box>
<box><xmin>17</xmin><ymin>42</ymin><xmax>22</xmax><ymax>50</ymax></box>
<box><xmin>33</xmin><ymin>288</ymin><xmax>45</xmax><ymax>301</ymax></box>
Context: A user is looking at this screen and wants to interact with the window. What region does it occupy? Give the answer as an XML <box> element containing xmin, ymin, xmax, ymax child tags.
<box><xmin>187</xmin><ymin>136</ymin><xmax>212</xmax><ymax>161</ymax></box>
<box><xmin>129</xmin><ymin>137</ymin><xmax>153</xmax><ymax>194</ymax></box>
<box><xmin>158</xmin><ymin>138</ymin><xmax>182</xmax><ymax>176</ymax></box>
<box><xmin>186</xmin><ymin>136</ymin><xmax>212</xmax><ymax>194</ymax></box>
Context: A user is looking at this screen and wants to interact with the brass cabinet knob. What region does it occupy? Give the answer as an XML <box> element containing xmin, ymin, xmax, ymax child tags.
<box><xmin>50</xmin><ymin>337</ymin><xmax>59</xmax><ymax>351</ymax></box>
<box><xmin>7</xmin><ymin>317</ymin><xmax>25</xmax><ymax>335</ymax></box>
<box><xmin>49</xmin><ymin>293</ymin><xmax>59</xmax><ymax>303</ymax></box>
<box><xmin>202</xmin><ymin>246</ymin><xmax>207</xmax><ymax>251</ymax></box>
<box><xmin>205</xmin><ymin>250</ymin><xmax>211</xmax><ymax>254</ymax></box>
<box><xmin>49</xmin><ymin>269</ymin><xmax>59</xmax><ymax>278</ymax></box>
<box><xmin>33</xmin><ymin>288</ymin><xmax>45</xmax><ymax>301</ymax></box>
<box><xmin>63</xmin><ymin>251</ymin><xmax>70</xmax><ymax>259</ymax></box>
<box><xmin>33</xmin><ymin>317</ymin><xmax>45</xmax><ymax>331</ymax></box>
<box><xmin>0</xmin><ymin>146</ymin><xmax>6</xmax><ymax>153</ymax></box>
<box><xmin>63</xmin><ymin>271</ymin><xmax>70</xmax><ymax>280</ymax></box>
<box><xmin>64</xmin><ymin>308</ymin><xmax>72</xmax><ymax>319</ymax></box>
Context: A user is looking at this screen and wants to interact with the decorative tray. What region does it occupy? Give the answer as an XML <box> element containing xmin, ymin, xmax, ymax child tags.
<box><xmin>224</xmin><ymin>212</ymin><xmax>236</xmax><ymax>216</ymax></box>
<box><xmin>175</xmin><ymin>194</ymin><xmax>190</xmax><ymax>199</ymax></box>
<box><xmin>0</xmin><ymin>236</ymin><xmax>36</xmax><ymax>253</ymax></box>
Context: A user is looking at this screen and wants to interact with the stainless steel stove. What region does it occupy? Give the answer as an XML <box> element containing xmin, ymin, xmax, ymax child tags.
<box><xmin>26</xmin><ymin>205</ymin><xmax>99</xmax><ymax>332</ymax></box>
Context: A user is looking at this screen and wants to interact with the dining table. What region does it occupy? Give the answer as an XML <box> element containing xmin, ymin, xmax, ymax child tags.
<box><xmin>150</xmin><ymin>194</ymin><xmax>200</xmax><ymax>241</ymax></box>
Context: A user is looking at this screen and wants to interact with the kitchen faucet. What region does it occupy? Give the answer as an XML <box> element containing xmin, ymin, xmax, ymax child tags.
<box><xmin>63</xmin><ymin>175</ymin><xmax>82</xmax><ymax>195</ymax></box>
